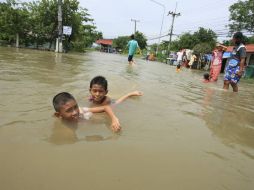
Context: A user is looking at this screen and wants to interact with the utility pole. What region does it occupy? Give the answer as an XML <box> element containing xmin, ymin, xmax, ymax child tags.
<box><xmin>131</xmin><ymin>19</ymin><xmax>140</xmax><ymax>34</ymax></box>
<box><xmin>167</xmin><ymin>3</ymin><xmax>180</xmax><ymax>55</ymax></box>
<box><xmin>150</xmin><ymin>0</ymin><xmax>165</xmax><ymax>56</ymax></box>
<box><xmin>55</xmin><ymin>0</ymin><xmax>63</xmax><ymax>53</ymax></box>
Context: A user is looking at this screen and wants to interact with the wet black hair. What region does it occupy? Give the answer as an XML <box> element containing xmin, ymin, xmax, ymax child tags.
<box><xmin>203</xmin><ymin>73</ymin><xmax>210</xmax><ymax>80</ymax></box>
<box><xmin>130</xmin><ymin>34</ymin><xmax>135</xmax><ymax>39</ymax></box>
<box><xmin>176</xmin><ymin>64</ymin><xmax>181</xmax><ymax>69</ymax></box>
<box><xmin>233</xmin><ymin>32</ymin><xmax>244</xmax><ymax>41</ymax></box>
<box><xmin>90</xmin><ymin>76</ymin><xmax>108</xmax><ymax>91</ymax></box>
<box><xmin>53</xmin><ymin>92</ymin><xmax>76</xmax><ymax>112</ymax></box>
<box><xmin>233</xmin><ymin>32</ymin><xmax>246</xmax><ymax>45</ymax></box>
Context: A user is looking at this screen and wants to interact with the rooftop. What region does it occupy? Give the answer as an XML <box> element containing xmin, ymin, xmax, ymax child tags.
<box><xmin>226</xmin><ymin>44</ymin><xmax>254</xmax><ymax>53</ymax></box>
<box><xmin>96</xmin><ymin>39</ymin><xmax>113</xmax><ymax>46</ymax></box>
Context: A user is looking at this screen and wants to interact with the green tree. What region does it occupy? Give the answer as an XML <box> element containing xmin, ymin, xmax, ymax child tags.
<box><xmin>0</xmin><ymin>0</ymin><xmax>30</xmax><ymax>47</ymax></box>
<box><xmin>193</xmin><ymin>42</ymin><xmax>213</xmax><ymax>54</ymax></box>
<box><xmin>113</xmin><ymin>36</ymin><xmax>129</xmax><ymax>51</ymax></box>
<box><xmin>229</xmin><ymin>0</ymin><xmax>254</xmax><ymax>33</ymax></box>
<box><xmin>134</xmin><ymin>31</ymin><xmax>147</xmax><ymax>50</ymax></box>
<box><xmin>0</xmin><ymin>0</ymin><xmax>102</xmax><ymax>51</ymax></box>
<box><xmin>223</xmin><ymin>35</ymin><xmax>254</xmax><ymax>46</ymax></box>
<box><xmin>113</xmin><ymin>31</ymin><xmax>147</xmax><ymax>53</ymax></box>
<box><xmin>246</xmin><ymin>35</ymin><xmax>254</xmax><ymax>43</ymax></box>
<box><xmin>26</xmin><ymin>0</ymin><xmax>58</xmax><ymax>48</ymax></box>
<box><xmin>193</xmin><ymin>27</ymin><xmax>217</xmax><ymax>48</ymax></box>
<box><xmin>172</xmin><ymin>33</ymin><xmax>198</xmax><ymax>50</ymax></box>
<box><xmin>164</xmin><ymin>28</ymin><xmax>217</xmax><ymax>52</ymax></box>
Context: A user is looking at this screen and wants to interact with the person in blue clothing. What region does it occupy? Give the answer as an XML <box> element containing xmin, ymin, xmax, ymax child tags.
<box><xmin>127</xmin><ymin>34</ymin><xmax>140</xmax><ymax>65</ymax></box>
<box><xmin>223</xmin><ymin>32</ymin><xmax>246</xmax><ymax>92</ymax></box>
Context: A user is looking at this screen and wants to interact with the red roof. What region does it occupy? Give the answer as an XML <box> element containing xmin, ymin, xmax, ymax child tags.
<box><xmin>96</xmin><ymin>39</ymin><xmax>113</xmax><ymax>45</ymax></box>
<box><xmin>226</xmin><ymin>44</ymin><xmax>254</xmax><ymax>53</ymax></box>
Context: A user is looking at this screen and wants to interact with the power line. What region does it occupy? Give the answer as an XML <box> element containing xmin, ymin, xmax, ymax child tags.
<box><xmin>167</xmin><ymin>2</ymin><xmax>181</xmax><ymax>54</ymax></box>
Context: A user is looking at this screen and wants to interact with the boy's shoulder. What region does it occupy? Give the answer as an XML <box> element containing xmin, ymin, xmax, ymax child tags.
<box><xmin>90</xmin><ymin>96</ymin><xmax>112</xmax><ymax>106</ymax></box>
<box><xmin>103</xmin><ymin>96</ymin><xmax>112</xmax><ymax>105</ymax></box>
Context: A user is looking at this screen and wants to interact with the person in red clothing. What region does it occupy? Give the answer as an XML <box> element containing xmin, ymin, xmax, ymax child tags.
<box><xmin>209</xmin><ymin>44</ymin><xmax>226</xmax><ymax>82</ymax></box>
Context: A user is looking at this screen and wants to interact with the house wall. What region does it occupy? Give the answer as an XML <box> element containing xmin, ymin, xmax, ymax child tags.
<box><xmin>246</xmin><ymin>52</ymin><xmax>254</xmax><ymax>65</ymax></box>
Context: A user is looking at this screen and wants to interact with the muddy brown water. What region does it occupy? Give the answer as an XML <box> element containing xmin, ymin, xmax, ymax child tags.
<box><xmin>0</xmin><ymin>47</ymin><xmax>254</xmax><ymax>190</ymax></box>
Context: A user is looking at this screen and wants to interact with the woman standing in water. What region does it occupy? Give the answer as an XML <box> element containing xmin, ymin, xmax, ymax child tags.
<box><xmin>223</xmin><ymin>32</ymin><xmax>246</xmax><ymax>92</ymax></box>
<box><xmin>210</xmin><ymin>44</ymin><xmax>226</xmax><ymax>82</ymax></box>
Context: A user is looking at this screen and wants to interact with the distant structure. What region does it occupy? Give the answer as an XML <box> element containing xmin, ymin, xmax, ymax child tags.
<box><xmin>96</xmin><ymin>39</ymin><xmax>113</xmax><ymax>53</ymax></box>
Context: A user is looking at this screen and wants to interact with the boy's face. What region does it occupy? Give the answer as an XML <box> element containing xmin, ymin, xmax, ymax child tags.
<box><xmin>90</xmin><ymin>84</ymin><xmax>108</xmax><ymax>103</ymax></box>
<box><xmin>55</xmin><ymin>99</ymin><xmax>80</xmax><ymax>122</ymax></box>
<box><xmin>232</xmin><ymin>37</ymin><xmax>240</xmax><ymax>45</ymax></box>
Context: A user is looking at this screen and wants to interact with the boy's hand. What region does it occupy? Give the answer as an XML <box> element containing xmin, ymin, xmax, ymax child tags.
<box><xmin>111</xmin><ymin>117</ymin><xmax>121</xmax><ymax>132</ymax></box>
<box><xmin>129</xmin><ymin>91</ymin><xmax>143</xmax><ymax>97</ymax></box>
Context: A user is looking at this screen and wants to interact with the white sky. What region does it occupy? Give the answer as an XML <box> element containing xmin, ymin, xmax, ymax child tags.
<box><xmin>1</xmin><ymin>0</ymin><xmax>239</xmax><ymax>43</ymax></box>
<box><xmin>79</xmin><ymin>0</ymin><xmax>239</xmax><ymax>43</ymax></box>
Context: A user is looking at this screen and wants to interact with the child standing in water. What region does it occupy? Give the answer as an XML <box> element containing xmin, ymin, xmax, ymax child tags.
<box><xmin>88</xmin><ymin>76</ymin><xmax>143</xmax><ymax>106</ymax></box>
<box><xmin>176</xmin><ymin>64</ymin><xmax>181</xmax><ymax>72</ymax></box>
<box><xmin>53</xmin><ymin>92</ymin><xmax>121</xmax><ymax>132</ymax></box>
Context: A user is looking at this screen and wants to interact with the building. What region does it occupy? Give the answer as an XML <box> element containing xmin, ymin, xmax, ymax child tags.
<box><xmin>96</xmin><ymin>39</ymin><xmax>113</xmax><ymax>53</ymax></box>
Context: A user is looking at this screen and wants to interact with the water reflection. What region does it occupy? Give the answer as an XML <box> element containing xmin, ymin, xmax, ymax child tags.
<box><xmin>1</xmin><ymin>48</ymin><xmax>254</xmax><ymax>189</ymax></box>
<box><xmin>49</xmin><ymin>120</ymin><xmax>78</xmax><ymax>145</ymax></box>
<box><xmin>48</xmin><ymin>119</ymin><xmax>120</xmax><ymax>145</ymax></box>
<box><xmin>201</xmin><ymin>88</ymin><xmax>254</xmax><ymax>149</ymax></box>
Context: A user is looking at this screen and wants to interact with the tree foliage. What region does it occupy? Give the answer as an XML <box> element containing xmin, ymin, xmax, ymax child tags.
<box><xmin>0</xmin><ymin>0</ymin><xmax>102</xmax><ymax>51</ymax></box>
<box><xmin>161</xmin><ymin>27</ymin><xmax>217</xmax><ymax>52</ymax></box>
<box><xmin>113</xmin><ymin>36</ymin><xmax>129</xmax><ymax>50</ymax></box>
<box><xmin>134</xmin><ymin>31</ymin><xmax>147</xmax><ymax>50</ymax></box>
<box><xmin>193</xmin><ymin>42</ymin><xmax>213</xmax><ymax>54</ymax></box>
<box><xmin>229</xmin><ymin>0</ymin><xmax>254</xmax><ymax>33</ymax></box>
<box><xmin>0</xmin><ymin>0</ymin><xmax>30</xmax><ymax>45</ymax></box>
<box><xmin>113</xmin><ymin>31</ymin><xmax>147</xmax><ymax>52</ymax></box>
<box><xmin>223</xmin><ymin>35</ymin><xmax>254</xmax><ymax>46</ymax></box>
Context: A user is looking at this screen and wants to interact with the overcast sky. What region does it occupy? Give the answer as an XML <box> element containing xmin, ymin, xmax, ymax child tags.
<box><xmin>80</xmin><ymin>0</ymin><xmax>239</xmax><ymax>43</ymax></box>
<box><xmin>1</xmin><ymin>0</ymin><xmax>239</xmax><ymax>43</ymax></box>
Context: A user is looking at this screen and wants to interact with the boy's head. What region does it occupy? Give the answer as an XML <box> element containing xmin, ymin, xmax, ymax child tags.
<box><xmin>89</xmin><ymin>76</ymin><xmax>108</xmax><ymax>103</ymax></box>
<box><xmin>53</xmin><ymin>92</ymin><xmax>80</xmax><ymax>122</ymax></box>
<box><xmin>130</xmin><ymin>34</ymin><xmax>135</xmax><ymax>39</ymax></box>
<box><xmin>233</xmin><ymin>32</ymin><xmax>244</xmax><ymax>45</ymax></box>
<box><xmin>203</xmin><ymin>73</ymin><xmax>210</xmax><ymax>81</ymax></box>
<box><xmin>176</xmin><ymin>64</ymin><xmax>181</xmax><ymax>69</ymax></box>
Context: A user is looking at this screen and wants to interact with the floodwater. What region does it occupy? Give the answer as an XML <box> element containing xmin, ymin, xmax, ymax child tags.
<box><xmin>0</xmin><ymin>47</ymin><xmax>254</xmax><ymax>190</ymax></box>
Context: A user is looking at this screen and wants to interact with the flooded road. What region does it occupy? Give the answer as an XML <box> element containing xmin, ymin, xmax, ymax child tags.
<box><xmin>0</xmin><ymin>47</ymin><xmax>254</xmax><ymax>190</ymax></box>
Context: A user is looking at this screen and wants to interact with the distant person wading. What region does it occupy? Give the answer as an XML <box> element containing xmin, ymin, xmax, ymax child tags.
<box><xmin>127</xmin><ymin>34</ymin><xmax>140</xmax><ymax>65</ymax></box>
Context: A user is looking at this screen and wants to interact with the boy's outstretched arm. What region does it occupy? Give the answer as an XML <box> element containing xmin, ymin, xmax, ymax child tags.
<box><xmin>115</xmin><ymin>91</ymin><xmax>143</xmax><ymax>105</ymax></box>
<box><xmin>86</xmin><ymin>106</ymin><xmax>121</xmax><ymax>132</ymax></box>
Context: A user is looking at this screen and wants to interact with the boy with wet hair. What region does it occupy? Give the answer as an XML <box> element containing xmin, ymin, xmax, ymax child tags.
<box><xmin>89</xmin><ymin>76</ymin><xmax>143</xmax><ymax>106</ymax></box>
<box><xmin>53</xmin><ymin>92</ymin><xmax>120</xmax><ymax>132</ymax></box>
<box><xmin>203</xmin><ymin>73</ymin><xmax>210</xmax><ymax>83</ymax></box>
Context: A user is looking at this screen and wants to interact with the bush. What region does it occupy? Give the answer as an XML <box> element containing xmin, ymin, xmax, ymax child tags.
<box><xmin>71</xmin><ymin>41</ymin><xmax>85</xmax><ymax>52</ymax></box>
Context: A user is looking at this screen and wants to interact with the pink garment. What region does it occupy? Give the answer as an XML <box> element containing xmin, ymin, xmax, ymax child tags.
<box><xmin>210</xmin><ymin>50</ymin><xmax>223</xmax><ymax>81</ymax></box>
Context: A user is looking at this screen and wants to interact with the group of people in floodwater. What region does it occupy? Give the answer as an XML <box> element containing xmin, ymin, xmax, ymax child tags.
<box><xmin>127</xmin><ymin>31</ymin><xmax>246</xmax><ymax>93</ymax></box>
<box><xmin>174</xmin><ymin>32</ymin><xmax>246</xmax><ymax>93</ymax></box>
<box><xmin>52</xmin><ymin>32</ymin><xmax>246</xmax><ymax>135</ymax></box>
